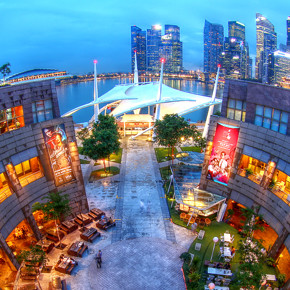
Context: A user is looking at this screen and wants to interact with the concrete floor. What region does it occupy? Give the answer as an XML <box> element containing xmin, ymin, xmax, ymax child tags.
<box><xmin>16</xmin><ymin>137</ymin><xmax>194</xmax><ymax>290</ymax></box>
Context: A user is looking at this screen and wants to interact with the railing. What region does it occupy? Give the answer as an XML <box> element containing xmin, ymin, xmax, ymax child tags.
<box><xmin>19</xmin><ymin>171</ymin><xmax>43</xmax><ymax>187</ymax></box>
<box><xmin>0</xmin><ymin>186</ymin><xmax>13</xmax><ymax>203</ymax></box>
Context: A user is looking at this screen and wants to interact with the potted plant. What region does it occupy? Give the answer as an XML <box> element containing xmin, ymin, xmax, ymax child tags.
<box><xmin>245</xmin><ymin>168</ymin><xmax>253</xmax><ymax>177</ymax></box>
<box><xmin>269</xmin><ymin>179</ymin><xmax>276</xmax><ymax>189</ymax></box>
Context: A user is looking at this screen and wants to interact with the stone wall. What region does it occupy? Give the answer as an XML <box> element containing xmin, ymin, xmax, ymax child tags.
<box><xmin>200</xmin><ymin>115</ymin><xmax>290</xmax><ymax>251</ymax></box>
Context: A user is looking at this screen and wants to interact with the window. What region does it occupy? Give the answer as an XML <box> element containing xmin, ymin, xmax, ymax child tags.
<box><xmin>0</xmin><ymin>106</ymin><xmax>24</xmax><ymax>135</ymax></box>
<box><xmin>270</xmin><ymin>169</ymin><xmax>290</xmax><ymax>204</ymax></box>
<box><xmin>238</xmin><ymin>155</ymin><xmax>266</xmax><ymax>185</ymax></box>
<box><xmin>254</xmin><ymin>105</ymin><xmax>288</xmax><ymax>134</ymax></box>
<box><xmin>15</xmin><ymin>157</ymin><xmax>44</xmax><ymax>187</ymax></box>
<box><xmin>32</xmin><ymin>100</ymin><xmax>53</xmax><ymax>123</ymax></box>
<box><xmin>0</xmin><ymin>172</ymin><xmax>13</xmax><ymax>203</ymax></box>
<box><xmin>226</xmin><ymin>98</ymin><xmax>246</xmax><ymax>121</ymax></box>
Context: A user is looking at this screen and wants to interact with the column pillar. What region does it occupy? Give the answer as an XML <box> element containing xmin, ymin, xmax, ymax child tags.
<box><xmin>21</xmin><ymin>205</ymin><xmax>42</xmax><ymax>241</ymax></box>
<box><xmin>268</xmin><ymin>227</ymin><xmax>288</xmax><ymax>260</ymax></box>
<box><xmin>0</xmin><ymin>232</ymin><xmax>19</xmax><ymax>270</ymax></box>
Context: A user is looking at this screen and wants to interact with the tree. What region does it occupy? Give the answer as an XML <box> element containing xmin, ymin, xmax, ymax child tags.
<box><xmin>32</xmin><ymin>191</ymin><xmax>70</xmax><ymax>244</ymax></box>
<box><xmin>154</xmin><ymin>114</ymin><xmax>199</xmax><ymax>164</ymax></box>
<box><xmin>195</xmin><ymin>133</ymin><xmax>207</xmax><ymax>152</ymax></box>
<box><xmin>77</xmin><ymin>127</ymin><xmax>89</xmax><ymax>142</ymax></box>
<box><xmin>0</xmin><ymin>63</ymin><xmax>11</xmax><ymax>83</ymax></box>
<box><xmin>82</xmin><ymin>114</ymin><xmax>120</xmax><ymax>172</ymax></box>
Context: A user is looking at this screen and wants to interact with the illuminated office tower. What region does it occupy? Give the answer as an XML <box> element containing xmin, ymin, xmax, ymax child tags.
<box><xmin>287</xmin><ymin>17</ymin><xmax>290</xmax><ymax>47</ymax></box>
<box><xmin>131</xmin><ymin>26</ymin><xmax>146</xmax><ymax>73</ymax></box>
<box><xmin>204</xmin><ymin>20</ymin><xmax>224</xmax><ymax>74</ymax></box>
<box><xmin>222</xmin><ymin>21</ymin><xmax>249</xmax><ymax>79</ymax></box>
<box><xmin>160</xmin><ymin>25</ymin><xmax>183</xmax><ymax>73</ymax></box>
<box><xmin>255</xmin><ymin>13</ymin><xmax>277</xmax><ymax>81</ymax></box>
<box><xmin>268</xmin><ymin>50</ymin><xmax>290</xmax><ymax>85</ymax></box>
<box><xmin>147</xmin><ymin>25</ymin><xmax>162</xmax><ymax>73</ymax></box>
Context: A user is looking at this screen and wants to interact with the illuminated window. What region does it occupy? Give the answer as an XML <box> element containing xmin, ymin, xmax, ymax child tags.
<box><xmin>0</xmin><ymin>106</ymin><xmax>24</xmax><ymax>135</ymax></box>
<box><xmin>269</xmin><ymin>169</ymin><xmax>290</xmax><ymax>204</ymax></box>
<box><xmin>226</xmin><ymin>98</ymin><xmax>246</xmax><ymax>121</ymax></box>
<box><xmin>32</xmin><ymin>100</ymin><xmax>53</xmax><ymax>123</ymax></box>
<box><xmin>15</xmin><ymin>157</ymin><xmax>44</xmax><ymax>187</ymax></box>
<box><xmin>238</xmin><ymin>154</ymin><xmax>266</xmax><ymax>185</ymax></box>
<box><xmin>0</xmin><ymin>172</ymin><xmax>13</xmax><ymax>203</ymax></box>
<box><xmin>254</xmin><ymin>105</ymin><xmax>288</xmax><ymax>134</ymax></box>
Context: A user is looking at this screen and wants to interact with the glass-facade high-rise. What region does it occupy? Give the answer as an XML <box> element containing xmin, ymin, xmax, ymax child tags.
<box><xmin>287</xmin><ymin>16</ymin><xmax>290</xmax><ymax>48</ymax></box>
<box><xmin>204</xmin><ymin>20</ymin><xmax>224</xmax><ymax>74</ymax></box>
<box><xmin>255</xmin><ymin>13</ymin><xmax>277</xmax><ymax>82</ymax></box>
<box><xmin>221</xmin><ymin>21</ymin><xmax>249</xmax><ymax>79</ymax></box>
<box><xmin>268</xmin><ymin>50</ymin><xmax>290</xmax><ymax>85</ymax></box>
<box><xmin>147</xmin><ymin>25</ymin><xmax>162</xmax><ymax>73</ymax></box>
<box><xmin>131</xmin><ymin>26</ymin><xmax>146</xmax><ymax>73</ymax></box>
<box><xmin>160</xmin><ymin>25</ymin><xmax>183</xmax><ymax>73</ymax></box>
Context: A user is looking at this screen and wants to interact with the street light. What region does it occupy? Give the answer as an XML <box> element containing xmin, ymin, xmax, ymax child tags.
<box><xmin>208</xmin><ymin>282</ymin><xmax>215</xmax><ymax>289</ymax></box>
<box><xmin>210</xmin><ymin>237</ymin><xmax>219</xmax><ymax>261</ymax></box>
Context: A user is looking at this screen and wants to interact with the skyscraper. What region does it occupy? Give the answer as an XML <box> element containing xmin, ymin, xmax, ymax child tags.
<box><xmin>131</xmin><ymin>26</ymin><xmax>146</xmax><ymax>73</ymax></box>
<box><xmin>255</xmin><ymin>13</ymin><xmax>277</xmax><ymax>81</ymax></box>
<box><xmin>204</xmin><ymin>20</ymin><xmax>224</xmax><ymax>74</ymax></box>
<box><xmin>160</xmin><ymin>25</ymin><xmax>183</xmax><ymax>73</ymax></box>
<box><xmin>228</xmin><ymin>21</ymin><xmax>245</xmax><ymax>41</ymax></box>
<box><xmin>147</xmin><ymin>25</ymin><xmax>162</xmax><ymax>73</ymax></box>
<box><xmin>268</xmin><ymin>50</ymin><xmax>290</xmax><ymax>85</ymax></box>
<box><xmin>287</xmin><ymin>16</ymin><xmax>290</xmax><ymax>47</ymax></box>
<box><xmin>221</xmin><ymin>21</ymin><xmax>249</xmax><ymax>79</ymax></box>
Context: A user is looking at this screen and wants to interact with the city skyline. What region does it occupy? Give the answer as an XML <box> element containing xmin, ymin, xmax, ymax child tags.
<box><xmin>0</xmin><ymin>0</ymin><xmax>289</xmax><ymax>75</ymax></box>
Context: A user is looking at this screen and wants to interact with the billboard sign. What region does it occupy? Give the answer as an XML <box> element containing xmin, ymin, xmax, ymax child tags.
<box><xmin>42</xmin><ymin>124</ymin><xmax>75</xmax><ymax>186</ymax></box>
<box><xmin>206</xmin><ymin>123</ymin><xmax>240</xmax><ymax>186</ymax></box>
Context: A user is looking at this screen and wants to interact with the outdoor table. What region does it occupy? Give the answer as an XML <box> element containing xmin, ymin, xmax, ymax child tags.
<box><xmin>80</xmin><ymin>227</ymin><xmax>100</xmax><ymax>243</ymax></box>
<box><xmin>224</xmin><ymin>233</ymin><xmax>231</xmax><ymax>243</ymax></box>
<box><xmin>55</xmin><ymin>256</ymin><xmax>77</xmax><ymax>275</ymax></box>
<box><xmin>67</xmin><ymin>241</ymin><xmax>88</xmax><ymax>257</ymax></box>
<box><xmin>223</xmin><ymin>247</ymin><xmax>231</xmax><ymax>257</ymax></box>
<box><xmin>96</xmin><ymin>217</ymin><xmax>116</xmax><ymax>231</ymax></box>
<box><xmin>74</xmin><ymin>214</ymin><xmax>92</xmax><ymax>226</ymax></box>
<box><xmin>204</xmin><ymin>286</ymin><xmax>229</xmax><ymax>290</ymax></box>
<box><xmin>208</xmin><ymin>267</ymin><xmax>232</xmax><ymax>276</ymax></box>
<box><xmin>60</xmin><ymin>220</ymin><xmax>78</xmax><ymax>234</ymax></box>
<box><xmin>265</xmin><ymin>274</ymin><xmax>276</xmax><ymax>281</ymax></box>
<box><xmin>45</xmin><ymin>228</ymin><xmax>65</xmax><ymax>242</ymax></box>
<box><xmin>89</xmin><ymin>208</ymin><xmax>105</xmax><ymax>221</ymax></box>
<box><xmin>36</xmin><ymin>239</ymin><xmax>54</xmax><ymax>253</ymax></box>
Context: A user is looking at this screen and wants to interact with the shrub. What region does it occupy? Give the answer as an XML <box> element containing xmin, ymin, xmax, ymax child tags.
<box><xmin>180</xmin><ymin>252</ymin><xmax>191</xmax><ymax>264</ymax></box>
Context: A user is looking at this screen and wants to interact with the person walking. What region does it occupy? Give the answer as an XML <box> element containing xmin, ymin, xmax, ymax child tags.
<box><xmin>191</xmin><ymin>222</ymin><xmax>198</xmax><ymax>235</ymax></box>
<box><xmin>96</xmin><ymin>250</ymin><xmax>102</xmax><ymax>268</ymax></box>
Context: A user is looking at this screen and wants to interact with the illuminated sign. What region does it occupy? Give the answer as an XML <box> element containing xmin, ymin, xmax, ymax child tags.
<box><xmin>206</xmin><ymin>123</ymin><xmax>240</xmax><ymax>186</ymax></box>
<box><xmin>42</xmin><ymin>124</ymin><xmax>75</xmax><ymax>186</ymax></box>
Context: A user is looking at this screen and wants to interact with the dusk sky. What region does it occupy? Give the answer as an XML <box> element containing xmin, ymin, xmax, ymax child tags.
<box><xmin>1</xmin><ymin>0</ymin><xmax>289</xmax><ymax>75</ymax></box>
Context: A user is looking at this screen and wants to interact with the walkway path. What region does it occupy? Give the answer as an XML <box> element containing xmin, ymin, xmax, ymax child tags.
<box><xmin>112</xmin><ymin>137</ymin><xmax>176</xmax><ymax>243</ymax></box>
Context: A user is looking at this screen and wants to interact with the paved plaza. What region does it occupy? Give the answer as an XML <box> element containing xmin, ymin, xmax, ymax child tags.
<box><xmin>21</xmin><ymin>137</ymin><xmax>195</xmax><ymax>290</ymax></box>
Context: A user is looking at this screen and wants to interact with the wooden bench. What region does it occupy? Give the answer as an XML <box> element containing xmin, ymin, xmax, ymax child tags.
<box><xmin>80</xmin><ymin>227</ymin><xmax>100</xmax><ymax>243</ymax></box>
<box><xmin>60</xmin><ymin>220</ymin><xmax>78</xmax><ymax>234</ymax></box>
<box><xmin>74</xmin><ymin>214</ymin><xmax>92</xmax><ymax>226</ymax></box>
<box><xmin>96</xmin><ymin>217</ymin><xmax>116</xmax><ymax>231</ymax></box>
<box><xmin>88</xmin><ymin>208</ymin><xmax>105</xmax><ymax>221</ymax></box>
<box><xmin>67</xmin><ymin>241</ymin><xmax>88</xmax><ymax>257</ymax></box>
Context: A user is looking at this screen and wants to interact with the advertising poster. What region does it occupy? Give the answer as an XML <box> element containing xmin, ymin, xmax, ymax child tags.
<box><xmin>42</xmin><ymin>124</ymin><xmax>75</xmax><ymax>186</ymax></box>
<box><xmin>206</xmin><ymin>123</ymin><xmax>240</xmax><ymax>186</ymax></box>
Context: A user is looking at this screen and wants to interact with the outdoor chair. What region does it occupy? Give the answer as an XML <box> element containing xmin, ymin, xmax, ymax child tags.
<box><xmin>195</xmin><ymin>243</ymin><xmax>201</xmax><ymax>251</ymax></box>
<box><xmin>197</xmin><ymin>230</ymin><xmax>205</xmax><ymax>240</ymax></box>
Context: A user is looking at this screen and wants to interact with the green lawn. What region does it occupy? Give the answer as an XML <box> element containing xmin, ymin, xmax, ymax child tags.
<box><xmin>154</xmin><ymin>147</ymin><xmax>178</xmax><ymax>163</ymax></box>
<box><xmin>106</xmin><ymin>149</ymin><xmax>123</xmax><ymax>163</ymax></box>
<box><xmin>78</xmin><ymin>147</ymin><xmax>83</xmax><ymax>154</ymax></box>
<box><xmin>89</xmin><ymin>166</ymin><xmax>120</xmax><ymax>181</ymax></box>
<box><xmin>181</xmin><ymin>146</ymin><xmax>202</xmax><ymax>152</ymax></box>
<box><xmin>80</xmin><ymin>159</ymin><xmax>90</xmax><ymax>164</ymax></box>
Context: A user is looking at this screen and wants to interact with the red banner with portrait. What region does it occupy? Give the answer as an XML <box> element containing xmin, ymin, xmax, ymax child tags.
<box><xmin>206</xmin><ymin>123</ymin><xmax>240</xmax><ymax>185</ymax></box>
<box><xmin>43</xmin><ymin>124</ymin><xmax>75</xmax><ymax>186</ymax></box>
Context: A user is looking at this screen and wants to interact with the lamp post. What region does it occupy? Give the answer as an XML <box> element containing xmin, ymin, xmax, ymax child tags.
<box><xmin>208</xmin><ymin>282</ymin><xmax>215</xmax><ymax>289</ymax></box>
<box><xmin>210</xmin><ymin>237</ymin><xmax>219</xmax><ymax>262</ymax></box>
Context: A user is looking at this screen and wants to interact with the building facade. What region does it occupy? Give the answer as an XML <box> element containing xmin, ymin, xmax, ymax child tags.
<box><xmin>160</xmin><ymin>25</ymin><xmax>183</xmax><ymax>73</ymax></box>
<box><xmin>0</xmin><ymin>80</ymin><xmax>88</xmax><ymax>271</ymax></box>
<box><xmin>287</xmin><ymin>16</ymin><xmax>290</xmax><ymax>48</ymax></box>
<box><xmin>131</xmin><ymin>26</ymin><xmax>146</xmax><ymax>73</ymax></box>
<box><xmin>221</xmin><ymin>21</ymin><xmax>249</xmax><ymax>80</ymax></box>
<box><xmin>146</xmin><ymin>25</ymin><xmax>162</xmax><ymax>73</ymax></box>
<box><xmin>204</xmin><ymin>20</ymin><xmax>224</xmax><ymax>74</ymax></box>
<box><xmin>255</xmin><ymin>13</ymin><xmax>277</xmax><ymax>82</ymax></box>
<box><xmin>269</xmin><ymin>50</ymin><xmax>290</xmax><ymax>85</ymax></box>
<box><xmin>200</xmin><ymin>79</ymin><xmax>290</xmax><ymax>284</ymax></box>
